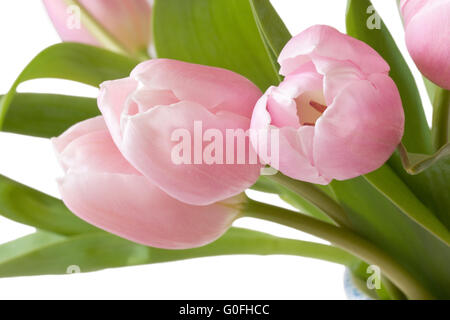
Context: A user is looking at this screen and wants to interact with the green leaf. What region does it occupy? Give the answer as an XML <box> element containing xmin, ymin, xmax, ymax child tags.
<box><xmin>398</xmin><ymin>142</ymin><xmax>450</xmax><ymax>175</ymax></box>
<box><xmin>391</xmin><ymin>145</ymin><xmax>450</xmax><ymax>228</ymax></box>
<box><xmin>0</xmin><ymin>43</ymin><xmax>138</xmax><ymax>129</ymax></box>
<box><xmin>393</xmin><ymin>141</ymin><xmax>450</xmax><ymax>230</ymax></box>
<box><xmin>0</xmin><ymin>228</ymin><xmax>358</xmax><ymax>278</ymax></box>
<box><xmin>249</xmin><ymin>0</ymin><xmax>291</xmax><ymax>57</ymax></box>
<box><xmin>346</xmin><ymin>0</ymin><xmax>432</xmax><ymax>154</ymax></box>
<box><xmin>1</xmin><ymin>93</ymin><xmax>99</xmax><ymax>138</ymax></box>
<box><xmin>0</xmin><ymin>175</ymin><xmax>98</xmax><ymax>235</ymax></box>
<box><xmin>0</xmin><ymin>232</ymin><xmax>65</xmax><ymax>265</ymax></box>
<box><xmin>364</xmin><ymin>165</ymin><xmax>450</xmax><ymax>246</ymax></box>
<box><xmin>346</xmin><ymin>0</ymin><xmax>450</xmax><ymax>247</ymax></box>
<box><xmin>153</xmin><ymin>0</ymin><xmax>282</xmax><ymax>91</ymax></box>
<box><xmin>330</xmin><ymin>177</ymin><xmax>450</xmax><ymax>299</ymax></box>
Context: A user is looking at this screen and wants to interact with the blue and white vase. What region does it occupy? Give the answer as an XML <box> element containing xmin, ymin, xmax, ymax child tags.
<box><xmin>343</xmin><ymin>269</ymin><xmax>375</xmax><ymax>300</ymax></box>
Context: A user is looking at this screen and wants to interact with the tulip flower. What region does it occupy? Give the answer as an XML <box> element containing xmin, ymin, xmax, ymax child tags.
<box><xmin>98</xmin><ymin>59</ymin><xmax>262</xmax><ymax>205</ymax></box>
<box><xmin>251</xmin><ymin>25</ymin><xmax>404</xmax><ymax>184</ymax></box>
<box><xmin>53</xmin><ymin>116</ymin><xmax>243</xmax><ymax>249</ymax></box>
<box><xmin>42</xmin><ymin>0</ymin><xmax>151</xmax><ymax>57</ymax></box>
<box><xmin>400</xmin><ymin>0</ymin><xmax>450</xmax><ymax>90</ymax></box>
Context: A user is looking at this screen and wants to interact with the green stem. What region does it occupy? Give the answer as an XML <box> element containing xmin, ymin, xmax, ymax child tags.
<box><xmin>423</xmin><ymin>77</ymin><xmax>437</xmax><ymax>104</ymax></box>
<box><xmin>226</xmin><ymin>235</ymin><xmax>360</xmax><ymax>267</ymax></box>
<box><xmin>349</xmin><ymin>260</ymin><xmax>405</xmax><ymax>300</ymax></box>
<box><xmin>63</xmin><ymin>0</ymin><xmax>150</xmax><ymax>61</ymax></box>
<box><xmin>244</xmin><ymin>199</ymin><xmax>434</xmax><ymax>300</ymax></box>
<box><xmin>268</xmin><ymin>173</ymin><xmax>352</xmax><ymax>227</ymax></box>
<box><xmin>382</xmin><ymin>276</ymin><xmax>407</xmax><ymax>300</ymax></box>
<box><xmin>432</xmin><ymin>88</ymin><xmax>450</xmax><ymax>151</ymax></box>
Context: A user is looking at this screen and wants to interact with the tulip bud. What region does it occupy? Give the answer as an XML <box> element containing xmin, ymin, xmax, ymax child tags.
<box><xmin>52</xmin><ymin>117</ymin><xmax>244</xmax><ymax>249</ymax></box>
<box><xmin>251</xmin><ymin>25</ymin><xmax>404</xmax><ymax>184</ymax></box>
<box><xmin>42</xmin><ymin>0</ymin><xmax>151</xmax><ymax>56</ymax></box>
<box><xmin>400</xmin><ymin>0</ymin><xmax>450</xmax><ymax>89</ymax></box>
<box><xmin>98</xmin><ymin>59</ymin><xmax>262</xmax><ymax>206</ymax></box>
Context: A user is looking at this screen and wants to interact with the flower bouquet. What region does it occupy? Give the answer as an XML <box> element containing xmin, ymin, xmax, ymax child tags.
<box><xmin>0</xmin><ymin>0</ymin><xmax>449</xmax><ymax>300</ymax></box>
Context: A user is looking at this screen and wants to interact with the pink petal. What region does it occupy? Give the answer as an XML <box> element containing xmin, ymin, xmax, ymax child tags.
<box><xmin>59</xmin><ymin>172</ymin><xmax>241</xmax><ymax>249</ymax></box>
<box><xmin>250</xmin><ymin>90</ymin><xmax>329</xmax><ymax>184</ymax></box>
<box><xmin>278</xmin><ymin>25</ymin><xmax>390</xmax><ymax>77</ymax></box>
<box><xmin>52</xmin><ymin>116</ymin><xmax>106</xmax><ymax>160</ymax></box>
<box><xmin>267</xmin><ymin>63</ymin><xmax>324</xmax><ymax>128</ymax></box>
<box><xmin>78</xmin><ymin>0</ymin><xmax>151</xmax><ymax>53</ymax></box>
<box><xmin>319</xmin><ymin>59</ymin><xmax>365</xmax><ymax>105</ymax></box>
<box><xmin>97</xmin><ymin>59</ymin><xmax>263</xmax><ymax>205</ymax></box>
<box><xmin>98</xmin><ymin>77</ymin><xmax>138</xmax><ymax>146</ymax></box>
<box><xmin>130</xmin><ymin>59</ymin><xmax>262</xmax><ymax>118</ymax></box>
<box><xmin>250</xmin><ymin>92</ymin><xmax>272</xmax><ymax>134</ymax></box>
<box><xmin>404</xmin><ymin>0</ymin><xmax>450</xmax><ymax>89</ymax></box>
<box><xmin>43</xmin><ymin>0</ymin><xmax>98</xmax><ymax>46</ymax></box>
<box><xmin>54</xmin><ymin>119</ymin><xmax>140</xmax><ymax>176</ymax></box>
<box><xmin>54</xmin><ymin>117</ymin><xmax>241</xmax><ymax>249</ymax></box>
<box><xmin>314</xmin><ymin>74</ymin><xmax>404</xmax><ymax>180</ymax></box>
<box><xmin>120</xmin><ymin>101</ymin><xmax>261</xmax><ymax>206</ymax></box>
<box><xmin>131</xmin><ymin>89</ymin><xmax>180</xmax><ymax>113</ymax></box>
<box><xmin>277</xmin><ymin>61</ymin><xmax>323</xmax><ymax>98</ymax></box>
<box><xmin>276</xmin><ymin>126</ymin><xmax>330</xmax><ymax>184</ymax></box>
<box><xmin>266</xmin><ymin>88</ymin><xmax>299</xmax><ymax>128</ymax></box>
<box><xmin>400</xmin><ymin>0</ymin><xmax>429</xmax><ymax>26</ymax></box>
<box><xmin>43</xmin><ymin>0</ymin><xmax>151</xmax><ymax>53</ymax></box>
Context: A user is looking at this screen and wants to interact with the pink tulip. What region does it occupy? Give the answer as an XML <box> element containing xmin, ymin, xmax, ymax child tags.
<box><xmin>42</xmin><ymin>0</ymin><xmax>151</xmax><ymax>55</ymax></box>
<box><xmin>98</xmin><ymin>59</ymin><xmax>262</xmax><ymax>205</ymax></box>
<box><xmin>251</xmin><ymin>25</ymin><xmax>404</xmax><ymax>184</ymax></box>
<box><xmin>400</xmin><ymin>0</ymin><xmax>450</xmax><ymax>89</ymax></box>
<box><xmin>53</xmin><ymin>116</ymin><xmax>243</xmax><ymax>249</ymax></box>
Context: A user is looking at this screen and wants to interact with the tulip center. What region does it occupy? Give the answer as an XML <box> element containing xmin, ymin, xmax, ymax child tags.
<box><xmin>295</xmin><ymin>91</ymin><xmax>328</xmax><ymax>126</ymax></box>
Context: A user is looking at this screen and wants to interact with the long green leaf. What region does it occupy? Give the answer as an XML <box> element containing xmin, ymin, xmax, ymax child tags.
<box><xmin>364</xmin><ymin>165</ymin><xmax>450</xmax><ymax>246</ymax></box>
<box><xmin>3</xmin><ymin>228</ymin><xmax>390</xmax><ymax>297</ymax></box>
<box><xmin>0</xmin><ymin>232</ymin><xmax>65</xmax><ymax>265</ymax></box>
<box><xmin>1</xmin><ymin>93</ymin><xmax>99</xmax><ymax>138</ymax></box>
<box><xmin>0</xmin><ymin>43</ymin><xmax>138</xmax><ymax>129</ymax></box>
<box><xmin>0</xmin><ymin>228</ymin><xmax>358</xmax><ymax>278</ymax></box>
<box><xmin>0</xmin><ymin>175</ymin><xmax>98</xmax><ymax>235</ymax></box>
<box><xmin>245</xmin><ymin>200</ymin><xmax>434</xmax><ymax>299</ymax></box>
<box><xmin>249</xmin><ymin>0</ymin><xmax>291</xmax><ymax>57</ymax></box>
<box><xmin>346</xmin><ymin>0</ymin><xmax>432</xmax><ymax>154</ymax></box>
<box><xmin>391</xmin><ymin>149</ymin><xmax>450</xmax><ymax>228</ymax></box>
<box><xmin>388</xmin><ymin>141</ymin><xmax>450</xmax><ymax>229</ymax></box>
<box><xmin>330</xmin><ymin>177</ymin><xmax>450</xmax><ymax>299</ymax></box>
<box><xmin>345</xmin><ymin>1</ymin><xmax>450</xmax><ymax>284</ymax></box>
<box><xmin>153</xmin><ymin>0</ymin><xmax>281</xmax><ymax>91</ymax></box>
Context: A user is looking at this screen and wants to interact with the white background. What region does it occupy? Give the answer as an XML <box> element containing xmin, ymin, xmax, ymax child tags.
<box><xmin>0</xmin><ymin>0</ymin><xmax>431</xmax><ymax>299</ymax></box>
